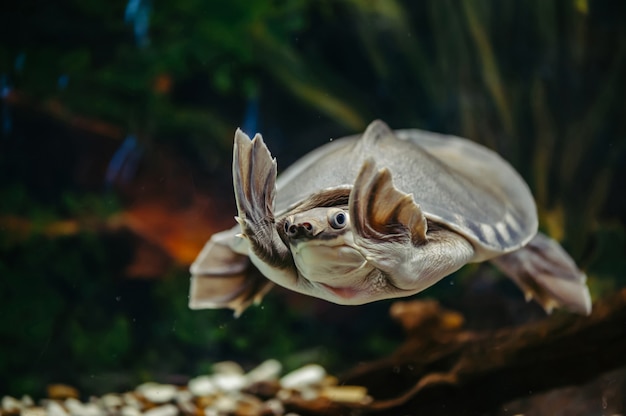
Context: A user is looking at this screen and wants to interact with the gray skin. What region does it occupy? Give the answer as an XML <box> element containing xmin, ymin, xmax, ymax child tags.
<box><xmin>189</xmin><ymin>120</ymin><xmax>591</xmax><ymax>317</ymax></box>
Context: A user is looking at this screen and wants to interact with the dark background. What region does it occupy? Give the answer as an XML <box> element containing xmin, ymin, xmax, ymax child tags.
<box><xmin>1</xmin><ymin>0</ymin><xmax>625</xmax><ymax>409</ymax></box>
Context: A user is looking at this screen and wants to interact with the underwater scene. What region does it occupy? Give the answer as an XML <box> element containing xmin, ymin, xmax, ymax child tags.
<box><xmin>1</xmin><ymin>1</ymin><xmax>625</xmax><ymax>415</ymax></box>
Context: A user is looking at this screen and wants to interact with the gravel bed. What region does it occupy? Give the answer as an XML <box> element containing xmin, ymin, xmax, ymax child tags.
<box><xmin>2</xmin><ymin>360</ymin><xmax>371</xmax><ymax>416</ymax></box>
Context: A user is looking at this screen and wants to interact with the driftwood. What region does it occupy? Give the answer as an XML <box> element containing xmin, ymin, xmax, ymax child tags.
<box><xmin>286</xmin><ymin>288</ymin><xmax>626</xmax><ymax>416</ymax></box>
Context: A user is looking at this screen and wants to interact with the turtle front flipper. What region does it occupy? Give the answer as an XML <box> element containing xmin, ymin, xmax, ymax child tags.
<box><xmin>490</xmin><ymin>232</ymin><xmax>592</xmax><ymax>315</ymax></box>
<box><xmin>350</xmin><ymin>159</ymin><xmax>427</xmax><ymax>245</ymax></box>
<box><xmin>233</xmin><ymin>129</ymin><xmax>292</xmax><ymax>267</ymax></box>
<box><xmin>189</xmin><ymin>228</ymin><xmax>274</xmax><ymax>317</ymax></box>
<box><xmin>350</xmin><ymin>159</ymin><xmax>474</xmax><ymax>293</ymax></box>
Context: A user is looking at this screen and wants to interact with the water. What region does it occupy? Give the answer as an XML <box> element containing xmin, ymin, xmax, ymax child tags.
<box><xmin>0</xmin><ymin>1</ymin><xmax>624</xmax><ymax>414</ymax></box>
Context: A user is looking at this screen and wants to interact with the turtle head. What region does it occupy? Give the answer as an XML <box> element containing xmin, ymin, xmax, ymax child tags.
<box><xmin>279</xmin><ymin>207</ymin><xmax>380</xmax><ymax>302</ymax></box>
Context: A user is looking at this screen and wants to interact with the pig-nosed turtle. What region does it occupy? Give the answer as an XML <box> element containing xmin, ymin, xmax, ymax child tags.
<box><xmin>190</xmin><ymin>120</ymin><xmax>591</xmax><ymax>316</ymax></box>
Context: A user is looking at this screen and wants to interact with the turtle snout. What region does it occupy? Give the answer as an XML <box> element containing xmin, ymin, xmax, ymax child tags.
<box><xmin>284</xmin><ymin>219</ymin><xmax>315</xmax><ymax>240</ymax></box>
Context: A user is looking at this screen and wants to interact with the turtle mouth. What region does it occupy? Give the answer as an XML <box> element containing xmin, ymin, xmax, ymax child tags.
<box><xmin>318</xmin><ymin>282</ymin><xmax>359</xmax><ymax>299</ymax></box>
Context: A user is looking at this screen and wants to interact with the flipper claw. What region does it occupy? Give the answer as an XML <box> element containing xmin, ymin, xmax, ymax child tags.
<box><xmin>491</xmin><ymin>232</ymin><xmax>592</xmax><ymax>315</ymax></box>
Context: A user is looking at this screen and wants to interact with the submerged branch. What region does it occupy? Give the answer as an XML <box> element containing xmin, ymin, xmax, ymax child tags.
<box><xmin>333</xmin><ymin>289</ymin><xmax>626</xmax><ymax>415</ymax></box>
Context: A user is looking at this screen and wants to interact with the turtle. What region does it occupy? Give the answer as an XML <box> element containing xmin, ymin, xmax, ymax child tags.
<box><xmin>189</xmin><ymin>120</ymin><xmax>591</xmax><ymax>317</ymax></box>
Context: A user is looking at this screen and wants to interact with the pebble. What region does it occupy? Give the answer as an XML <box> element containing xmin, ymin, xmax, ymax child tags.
<box><xmin>212</xmin><ymin>360</ymin><xmax>244</xmax><ymax>375</ymax></box>
<box><xmin>210</xmin><ymin>395</ymin><xmax>238</xmax><ymax>413</ymax></box>
<box><xmin>175</xmin><ymin>391</ymin><xmax>197</xmax><ymax>415</ymax></box>
<box><xmin>63</xmin><ymin>398</ymin><xmax>83</xmax><ymax>415</ymax></box>
<box><xmin>320</xmin><ymin>385</ymin><xmax>371</xmax><ymax>404</ymax></box>
<box><xmin>45</xmin><ymin>401</ymin><xmax>69</xmax><ymax>416</ymax></box>
<box><xmin>297</xmin><ymin>387</ymin><xmax>319</xmax><ymax>401</ymax></box>
<box><xmin>4</xmin><ymin>360</ymin><xmax>369</xmax><ymax>415</ymax></box>
<box><xmin>46</xmin><ymin>384</ymin><xmax>79</xmax><ymax>400</ymax></box>
<box><xmin>188</xmin><ymin>375</ymin><xmax>217</xmax><ymax>396</ymax></box>
<box><xmin>136</xmin><ymin>382</ymin><xmax>178</xmax><ymax>403</ymax></box>
<box><xmin>2</xmin><ymin>395</ymin><xmax>22</xmax><ymax>412</ymax></box>
<box><xmin>65</xmin><ymin>398</ymin><xmax>103</xmax><ymax>416</ymax></box>
<box><xmin>233</xmin><ymin>394</ymin><xmax>264</xmax><ymax>416</ymax></box>
<box><xmin>143</xmin><ymin>404</ymin><xmax>178</xmax><ymax>416</ymax></box>
<box><xmin>280</xmin><ymin>364</ymin><xmax>326</xmax><ymax>389</ymax></box>
<box><xmin>212</xmin><ymin>373</ymin><xmax>247</xmax><ymax>392</ymax></box>
<box><xmin>120</xmin><ymin>406</ymin><xmax>142</xmax><ymax>416</ymax></box>
<box><xmin>99</xmin><ymin>393</ymin><xmax>123</xmax><ymax>409</ymax></box>
<box><xmin>264</xmin><ymin>398</ymin><xmax>285</xmax><ymax>415</ymax></box>
<box><xmin>246</xmin><ymin>359</ymin><xmax>283</xmax><ymax>383</ymax></box>
<box><xmin>122</xmin><ymin>392</ymin><xmax>142</xmax><ymax>410</ymax></box>
<box><xmin>245</xmin><ymin>359</ymin><xmax>282</xmax><ymax>384</ymax></box>
<box><xmin>21</xmin><ymin>407</ymin><xmax>47</xmax><ymax>416</ymax></box>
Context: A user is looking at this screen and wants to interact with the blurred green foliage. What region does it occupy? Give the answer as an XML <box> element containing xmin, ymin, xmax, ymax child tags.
<box><xmin>1</xmin><ymin>0</ymin><xmax>625</xmax><ymax>398</ymax></box>
<box><xmin>0</xmin><ymin>188</ymin><xmax>401</xmax><ymax>395</ymax></box>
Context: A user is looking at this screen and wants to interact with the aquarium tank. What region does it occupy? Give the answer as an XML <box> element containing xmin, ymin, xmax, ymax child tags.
<box><xmin>1</xmin><ymin>0</ymin><xmax>624</xmax><ymax>415</ymax></box>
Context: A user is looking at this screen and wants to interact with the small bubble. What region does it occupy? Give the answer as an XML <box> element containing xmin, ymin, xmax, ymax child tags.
<box><xmin>115</xmin><ymin>296</ymin><xmax>121</xmax><ymax>301</ymax></box>
<box><xmin>449</xmin><ymin>281</ymin><xmax>455</xmax><ymax>285</ymax></box>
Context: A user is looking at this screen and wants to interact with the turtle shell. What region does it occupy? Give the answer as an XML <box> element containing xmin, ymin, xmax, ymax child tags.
<box><xmin>273</xmin><ymin>121</ymin><xmax>537</xmax><ymax>260</ymax></box>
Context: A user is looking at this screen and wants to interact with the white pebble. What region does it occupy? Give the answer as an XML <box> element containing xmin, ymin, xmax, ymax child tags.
<box><xmin>280</xmin><ymin>364</ymin><xmax>326</xmax><ymax>389</ymax></box>
<box><xmin>263</xmin><ymin>398</ymin><xmax>285</xmax><ymax>415</ymax></box>
<box><xmin>21</xmin><ymin>407</ymin><xmax>47</xmax><ymax>416</ymax></box>
<box><xmin>143</xmin><ymin>404</ymin><xmax>178</xmax><ymax>416</ymax></box>
<box><xmin>245</xmin><ymin>359</ymin><xmax>282</xmax><ymax>384</ymax></box>
<box><xmin>22</xmin><ymin>395</ymin><xmax>35</xmax><ymax>406</ymax></box>
<box><xmin>46</xmin><ymin>401</ymin><xmax>69</xmax><ymax>416</ymax></box>
<box><xmin>100</xmin><ymin>393</ymin><xmax>123</xmax><ymax>409</ymax></box>
<box><xmin>188</xmin><ymin>375</ymin><xmax>217</xmax><ymax>396</ymax></box>
<box><xmin>122</xmin><ymin>392</ymin><xmax>142</xmax><ymax>409</ymax></box>
<box><xmin>136</xmin><ymin>382</ymin><xmax>178</xmax><ymax>403</ymax></box>
<box><xmin>64</xmin><ymin>399</ymin><xmax>103</xmax><ymax>416</ymax></box>
<box><xmin>2</xmin><ymin>396</ymin><xmax>22</xmax><ymax>412</ymax></box>
<box><xmin>84</xmin><ymin>402</ymin><xmax>104</xmax><ymax>416</ymax></box>
<box><xmin>212</xmin><ymin>373</ymin><xmax>247</xmax><ymax>392</ymax></box>
<box><xmin>276</xmin><ymin>389</ymin><xmax>292</xmax><ymax>401</ymax></box>
<box><xmin>176</xmin><ymin>390</ymin><xmax>196</xmax><ymax>414</ymax></box>
<box><xmin>204</xmin><ymin>408</ymin><xmax>219</xmax><ymax>416</ymax></box>
<box><xmin>299</xmin><ymin>387</ymin><xmax>319</xmax><ymax>401</ymax></box>
<box><xmin>175</xmin><ymin>389</ymin><xmax>193</xmax><ymax>403</ymax></box>
<box><xmin>64</xmin><ymin>398</ymin><xmax>83</xmax><ymax>415</ymax></box>
<box><xmin>120</xmin><ymin>405</ymin><xmax>142</xmax><ymax>416</ymax></box>
<box><xmin>210</xmin><ymin>395</ymin><xmax>238</xmax><ymax>413</ymax></box>
<box><xmin>212</xmin><ymin>360</ymin><xmax>244</xmax><ymax>374</ymax></box>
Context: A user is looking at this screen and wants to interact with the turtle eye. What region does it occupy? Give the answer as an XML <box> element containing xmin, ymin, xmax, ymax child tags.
<box><xmin>329</xmin><ymin>210</ymin><xmax>347</xmax><ymax>229</ymax></box>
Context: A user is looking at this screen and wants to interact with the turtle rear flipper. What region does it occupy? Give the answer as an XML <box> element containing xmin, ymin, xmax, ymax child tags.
<box><xmin>189</xmin><ymin>228</ymin><xmax>274</xmax><ymax>317</ymax></box>
<box><xmin>490</xmin><ymin>232</ymin><xmax>591</xmax><ymax>315</ymax></box>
